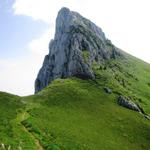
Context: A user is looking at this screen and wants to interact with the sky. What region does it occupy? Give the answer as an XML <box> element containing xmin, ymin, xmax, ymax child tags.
<box><xmin>0</xmin><ymin>0</ymin><xmax>150</xmax><ymax>96</ymax></box>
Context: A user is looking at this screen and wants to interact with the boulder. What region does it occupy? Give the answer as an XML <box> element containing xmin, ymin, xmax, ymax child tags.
<box><xmin>104</xmin><ymin>87</ymin><xmax>112</xmax><ymax>94</ymax></box>
<box><xmin>117</xmin><ymin>96</ymin><xmax>141</xmax><ymax>112</ymax></box>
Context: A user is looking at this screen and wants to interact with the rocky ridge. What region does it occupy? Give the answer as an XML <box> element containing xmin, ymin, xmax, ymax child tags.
<box><xmin>35</xmin><ymin>7</ymin><xmax>121</xmax><ymax>93</ymax></box>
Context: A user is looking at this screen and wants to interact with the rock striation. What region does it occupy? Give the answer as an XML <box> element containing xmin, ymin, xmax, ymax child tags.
<box><xmin>35</xmin><ymin>7</ymin><xmax>121</xmax><ymax>93</ymax></box>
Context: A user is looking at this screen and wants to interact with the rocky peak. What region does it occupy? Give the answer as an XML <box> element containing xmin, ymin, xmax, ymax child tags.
<box><xmin>35</xmin><ymin>7</ymin><xmax>121</xmax><ymax>93</ymax></box>
<box><xmin>55</xmin><ymin>7</ymin><xmax>106</xmax><ymax>41</ymax></box>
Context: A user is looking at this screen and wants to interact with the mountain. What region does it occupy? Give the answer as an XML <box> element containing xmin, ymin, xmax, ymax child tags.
<box><xmin>35</xmin><ymin>7</ymin><xmax>121</xmax><ymax>93</ymax></box>
<box><xmin>0</xmin><ymin>7</ymin><xmax>150</xmax><ymax>150</ymax></box>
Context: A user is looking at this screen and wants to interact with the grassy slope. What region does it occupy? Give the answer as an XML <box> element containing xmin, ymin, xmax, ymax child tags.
<box><xmin>0</xmin><ymin>54</ymin><xmax>150</xmax><ymax>150</ymax></box>
<box><xmin>0</xmin><ymin>92</ymin><xmax>38</xmax><ymax>150</ymax></box>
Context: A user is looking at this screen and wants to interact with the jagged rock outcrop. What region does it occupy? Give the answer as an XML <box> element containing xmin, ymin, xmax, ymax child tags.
<box><xmin>117</xmin><ymin>96</ymin><xmax>142</xmax><ymax>112</ymax></box>
<box><xmin>35</xmin><ymin>7</ymin><xmax>121</xmax><ymax>93</ymax></box>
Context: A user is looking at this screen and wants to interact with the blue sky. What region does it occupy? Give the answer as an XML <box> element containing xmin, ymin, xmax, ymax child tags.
<box><xmin>0</xmin><ymin>0</ymin><xmax>50</xmax><ymax>95</ymax></box>
<box><xmin>0</xmin><ymin>0</ymin><xmax>49</xmax><ymax>59</ymax></box>
<box><xmin>0</xmin><ymin>0</ymin><xmax>150</xmax><ymax>96</ymax></box>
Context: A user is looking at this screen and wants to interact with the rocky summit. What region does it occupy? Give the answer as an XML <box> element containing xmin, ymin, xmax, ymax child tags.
<box><xmin>35</xmin><ymin>7</ymin><xmax>121</xmax><ymax>93</ymax></box>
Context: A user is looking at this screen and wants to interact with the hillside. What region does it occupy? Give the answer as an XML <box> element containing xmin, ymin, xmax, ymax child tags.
<box><xmin>0</xmin><ymin>7</ymin><xmax>150</xmax><ymax>150</ymax></box>
<box><xmin>0</xmin><ymin>55</ymin><xmax>150</xmax><ymax>150</ymax></box>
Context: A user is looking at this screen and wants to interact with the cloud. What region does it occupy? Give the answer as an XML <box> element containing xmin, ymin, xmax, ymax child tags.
<box><xmin>13</xmin><ymin>0</ymin><xmax>85</xmax><ymax>23</ymax></box>
<box><xmin>28</xmin><ymin>28</ymin><xmax>54</xmax><ymax>55</ymax></box>
<box><xmin>0</xmin><ymin>55</ymin><xmax>44</xmax><ymax>96</ymax></box>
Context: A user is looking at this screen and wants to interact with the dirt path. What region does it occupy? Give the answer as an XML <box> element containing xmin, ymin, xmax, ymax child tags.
<box><xmin>22</xmin><ymin>123</ymin><xmax>44</xmax><ymax>150</ymax></box>
<box><xmin>17</xmin><ymin>112</ymin><xmax>44</xmax><ymax>150</ymax></box>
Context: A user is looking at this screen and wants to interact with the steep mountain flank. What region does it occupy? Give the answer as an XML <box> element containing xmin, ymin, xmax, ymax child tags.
<box><xmin>35</xmin><ymin>7</ymin><xmax>121</xmax><ymax>93</ymax></box>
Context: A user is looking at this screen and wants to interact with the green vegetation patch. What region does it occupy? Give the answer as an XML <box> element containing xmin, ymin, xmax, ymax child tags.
<box><xmin>82</xmin><ymin>50</ymin><xmax>90</xmax><ymax>63</ymax></box>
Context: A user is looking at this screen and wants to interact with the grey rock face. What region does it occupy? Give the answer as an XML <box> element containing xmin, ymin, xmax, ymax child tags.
<box><xmin>117</xmin><ymin>96</ymin><xmax>141</xmax><ymax>112</ymax></box>
<box><xmin>35</xmin><ymin>7</ymin><xmax>121</xmax><ymax>93</ymax></box>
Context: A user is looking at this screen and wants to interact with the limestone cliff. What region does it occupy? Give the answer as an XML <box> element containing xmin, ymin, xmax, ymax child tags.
<box><xmin>35</xmin><ymin>7</ymin><xmax>121</xmax><ymax>93</ymax></box>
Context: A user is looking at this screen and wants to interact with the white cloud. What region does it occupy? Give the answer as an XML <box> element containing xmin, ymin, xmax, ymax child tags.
<box><xmin>13</xmin><ymin>0</ymin><xmax>85</xmax><ymax>23</ymax></box>
<box><xmin>0</xmin><ymin>55</ymin><xmax>44</xmax><ymax>96</ymax></box>
<box><xmin>28</xmin><ymin>28</ymin><xmax>54</xmax><ymax>55</ymax></box>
